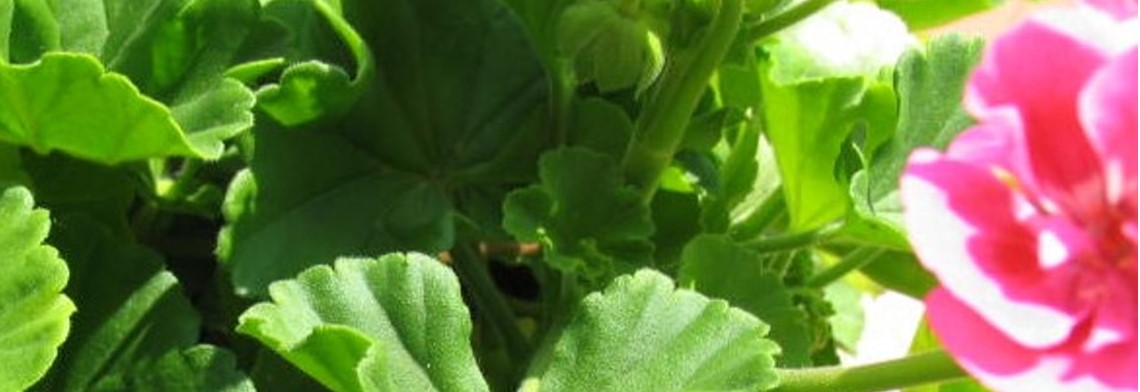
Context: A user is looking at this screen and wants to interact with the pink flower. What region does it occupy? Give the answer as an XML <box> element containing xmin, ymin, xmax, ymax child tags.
<box><xmin>1080</xmin><ymin>0</ymin><xmax>1137</xmax><ymax>20</ymax></box>
<box><xmin>900</xmin><ymin>6</ymin><xmax>1138</xmax><ymax>392</ymax></box>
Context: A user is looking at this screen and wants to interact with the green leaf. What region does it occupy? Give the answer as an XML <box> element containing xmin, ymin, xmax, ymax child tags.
<box><xmin>237</xmin><ymin>254</ymin><xmax>489</xmax><ymax>392</ymax></box>
<box><xmin>678</xmin><ymin>235</ymin><xmax>814</xmax><ymax>367</ymax></box>
<box><xmin>761</xmin><ymin>75</ymin><xmax>898</xmax><ymax>231</ymax></box>
<box><xmin>523</xmin><ymin>269</ymin><xmax>780</xmax><ymax>391</ymax></box>
<box><xmin>0</xmin><ymin>186</ymin><xmax>74</xmax><ymax>392</ymax></box>
<box><xmin>218</xmin><ymin>131</ymin><xmax>456</xmax><ymax>296</ymax></box>
<box><xmin>221</xmin><ymin>0</ymin><xmax>546</xmax><ymax>296</ymax></box>
<box><xmin>34</xmin><ymin>215</ymin><xmax>203</xmax><ymax>391</ymax></box>
<box><xmin>844</xmin><ymin>36</ymin><xmax>982</xmax><ymax>248</ymax></box>
<box><xmin>0</xmin><ymin>53</ymin><xmax>200</xmax><ymax>163</ymax></box>
<box><xmin>875</xmin><ymin>0</ymin><xmax>1001</xmax><ymax>30</ymax></box>
<box><xmin>503</xmin><ymin>148</ymin><xmax>655</xmax><ymax>281</ymax></box>
<box><xmin>1</xmin><ymin>0</ymin><xmax>257</xmax><ymax>163</ymax></box>
<box><xmin>128</xmin><ymin>345</ymin><xmax>256</xmax><ymax>392</ymax></box>
<box><xmin>249</xmin><ymin>0</ymin><xmax>373</xmax><ymax>126</ymax></box>
<box><xmin>566</xmin><ymin>97</ymin><xmax>634</xmax><ymax>161</ymax></box>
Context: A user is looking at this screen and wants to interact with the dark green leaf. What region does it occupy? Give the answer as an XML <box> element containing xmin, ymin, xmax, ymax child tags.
<box><xmin>503</xmin><ymin>148</ymin><xmax>654</xmax><ymax>281</ymax></box>
<box><xmin>524</xmin><ymin>269</ymin><xmax>780</xmax><ymax>391</ymax></box>
<box><xmin>129</xmin><ymin>345</ymin><xmax>256</xmax><ymax>392</ymax></box>
<box><xmin>0</xmin><ymin>186</ymin><xmax>74</xmax><ymax>392</ymax></box>
<box><xmin>221</xmin><ymin>0</ymin><xmax>547</xmax><ymax>296</ymax></box>
<box><xmin>238</xmin><ymin>254</ymin><xmax>489</xmax><ymax>392</ymax></box>
<box><xmin>35</xmin><ymin>215</ymin><xmax>203</xmax><ymax>391</ymax></box>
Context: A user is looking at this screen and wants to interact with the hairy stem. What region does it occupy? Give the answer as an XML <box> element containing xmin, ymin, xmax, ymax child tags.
<box><xmin>622</xmin><ymin>0</ymin><xmax>744</xmax><ymax>202</ymax></box>
<box><xmin>772</xmin><ymin>350</ymin><xmax>969</xmax><ymax>392</ymax></box>
<box><xmin>451</xmin><ymin>244</ymin><xmax>532</xmax><ymax>364</ymax></box>
<box><xmin>807</xmin><ymin>246</ymin><xmax>884</xmax><ymax>288</ymax></box>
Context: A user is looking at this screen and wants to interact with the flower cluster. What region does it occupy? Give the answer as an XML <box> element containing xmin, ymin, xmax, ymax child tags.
<box><xmin>902</xmin><ymin>1</ymin><xmax>1138</xmax><ymax>391</ymax></box>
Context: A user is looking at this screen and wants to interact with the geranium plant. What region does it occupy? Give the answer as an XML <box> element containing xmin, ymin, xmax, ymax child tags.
<box><xmin>0</xmin><ymin>0</ymin><xmax>1134</xmax><ymax>391</ymax></box>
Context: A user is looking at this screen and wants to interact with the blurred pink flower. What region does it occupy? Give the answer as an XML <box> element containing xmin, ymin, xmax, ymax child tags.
<box><xmin>1081</xmin><ymin>0</ymin><xmax>1138</xmax><ymax>19</ymax></box>
<box><xmin>901</xmin><ymin>5</ymin><xmax>1138</xmax><ymax>392</ymax></box>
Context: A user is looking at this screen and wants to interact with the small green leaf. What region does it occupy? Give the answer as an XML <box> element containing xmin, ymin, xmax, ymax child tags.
<box><xmin>0</xmin><ymin>186</ymin><xmax>74</xmax><ymax>392</ymax></box>
<box><xmin>566</xmin><ymin>97</ymin><xmax>634</xmax><ymax>161</ymax></box>
<box><xmin>129</xmin><ymin>345</ymin><xmax>256</xmax><ymax>392</ymax></box>
<box><xmin>524</xmin><ymin>269</ymin><xmax>780</xmax><ymax>391</ymax></box>
<box><xmin>251</xmin><ymin>0</ymin><xmax>374</xmax><ymax>126</ymax></box>
<box><xmin>875</xmin><ymin>0</ymin><xmax>1001</xmax><ymax>30</ymax></box>
<box><xmin>503</xmin><ymin>148</ymin><xmax>655</xmax><ymax>281</ymax></box>
<box><xmin>238</xmin><ymin>254</ymin><xmax>489</xmax><ymax>392</ymax></box>
<box><xmin>844</xmin><ymin>36</ymin><xmax>982</xmax><ymax>248</ymax></box>
<box><xmin>678</xmin><ymin>235</ymin><xmax>814</xmax><ymax>367</ymax></box>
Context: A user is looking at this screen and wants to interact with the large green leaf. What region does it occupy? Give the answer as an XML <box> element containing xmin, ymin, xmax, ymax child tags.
<box><xmin>0</xmin><ymin>0</ymin><xmax>257</xmax><ymax>163</ymax></box>
<box><xmin>523</xmin><ymin>269</ymin><xmax>780</xmax><ymax>391</ymax></box>
<box><xmin>503</xmin><ymin>148</ymin><xmax>655</xmax><ymax>281</ymax></box>
<box><xmin>237</xmin><ymin>254</ymin><xmax>489</xmax><ymax>392</ymax></box>
<box><xmin>33</xmin><ymin>215</ymin><xmax>212</xmax><ymax>391</ymax></box>
<box><xmin>875</xmin><ymin>0</ymin><xmax>1001</xmax><ymax>30</ymax></box>
<box><xmin>678</xmin><ymin>235</ymin><xmax>814</xmax><ymax>367</ymax></box>
<box><xmin>843</xmin><ymin>36</ymin><xmax>982</xmax><ymax>249</ymax></box>
<box><xmin>0</xmin><ymin>186</ymin><xmax>74</xmax><ymax>392</ymax></box>
<box><xmin>221</xmin><ymin>0</ymin><xmax>547</xmax><ymax>296</ymax></box>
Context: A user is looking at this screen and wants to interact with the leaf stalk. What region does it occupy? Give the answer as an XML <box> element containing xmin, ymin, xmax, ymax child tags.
<box><xmin>772</xmin><ymin>349</ymin><xmax>969</xmax><ymax>392</ymax></box>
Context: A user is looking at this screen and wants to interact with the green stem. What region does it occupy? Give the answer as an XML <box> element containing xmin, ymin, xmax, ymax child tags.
<box><xmin>746</xmin><ymin>0</ymin><xmax>838</xmax><ymax>42</ymax></box>
<box><xmin>807</xmin><ymin>246</ymin><xmax>884</xmax><ymax>288</ymax></box>
<box><xmin>741</xmin><ymin>223</ymin><xmax>837</xmax><ymax>253</ymax></box>
<box><xmin>729</xmin><ymin>189</ymin><xmax>786</xmax><ymax>241</ymax></box>
<box><xmin>622</xmin><ymin>0</ymin><xmax>744</xmax><ymax>202</ymax></box>
<box><xmin>772</xmin><ymin>350</ymin><xmax>969</xmax><ymax>392</ymax></box>
<box><xmin>452</xmin><ymin>245</ymin><xmax>532</xmax><ymax>364</ymax></box>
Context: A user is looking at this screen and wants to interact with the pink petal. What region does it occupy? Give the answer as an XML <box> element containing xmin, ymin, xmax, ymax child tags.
<box><xmin>1080</xmin><ymin>47</ymin><xmax>1138</xmax><ymax>214</ymax></box>
<box><xmin>902</xmin><ymin>150</ymin><xmax>1082</xmax><ymax>348</ymax></box>
<box><xmin>1080</xmin><ymin>0</ymin><xmax>1139</xmax><ymax>20</ymax></box>
<box><xmin>927</xmin><ymin>290</ymin><xmax>1133</xmax><ymax>392</ymax></box>
<box><xmin>966</xmin><ymin>19</ymin><xmax>1111</xmax><ymax>220</ymax></box>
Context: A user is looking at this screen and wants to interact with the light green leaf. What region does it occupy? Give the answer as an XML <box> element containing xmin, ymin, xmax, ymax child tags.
<box><xmin>503</xmin><ymin>148</ymin><xmax>655</xmax><ymax>281</ymax></box>
<box><xmin>761</xmin><ymin>75</ymin><xmax>898</xmax><ymax>231</ymax></box>
<box><xmin>238</xmin><ymin>254</ymin><xmax>489</xmax><ymax>392</ymax></box>
<box><xmin>524</xmin><ymin>269</ymin><xmax>780</xmax><ymax>391</ymax></box>
<box><xmin>0</xmin><ymin>53</ymin><xmax>199</xmax><ymax>163</ymax></box>
<box><xmin>0</xmin><ymin>186</ymin><xmax>74</xmax><ymax>392</ymax></box>
<box><xmin>34</xmin><ymin>215</ymin><xmax>203</xmax><ymax>391</ymax></box>
<box><xmin>1</xmin><ymin>0</ymin><xmax>257</xmax><ymax>163</ymax></box>
<box><xmin>876</xmin><ymin>0</ymin><xmax>1001</xmax><ymax>30</ymax></box>
<box><xmin>678</xmin><ymin>235</ymin><xmax>814</xmax><ymax>367</ymax></box>
<box><xmin>844</xmin><ymin>36</ymin><xmax>982</xmax><ymax>249</ymax></box>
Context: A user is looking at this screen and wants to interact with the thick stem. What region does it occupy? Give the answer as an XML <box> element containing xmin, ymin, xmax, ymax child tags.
<box><xmin>772</xmin><ymin>350</ymin><xmax>969</xmax><ymax>392</ymax></box>
<box><xmin>746</xmin><ymin>0</ymin><xmax>839</xmax><ymax>42</ymax></box>
<box><xmin>451</xmin><ymin>244</ymin><xmax>532</xmax><ymax>364</ymax></box>
<box><xmin>622</xmin><ymin>0</ymin><xmax>744</xmax><ymax>202</ymax></box>
<box><xmin>807</xmin><ymin>246</ymin><xmax>884</xmax><ymax>288</ymax></box>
